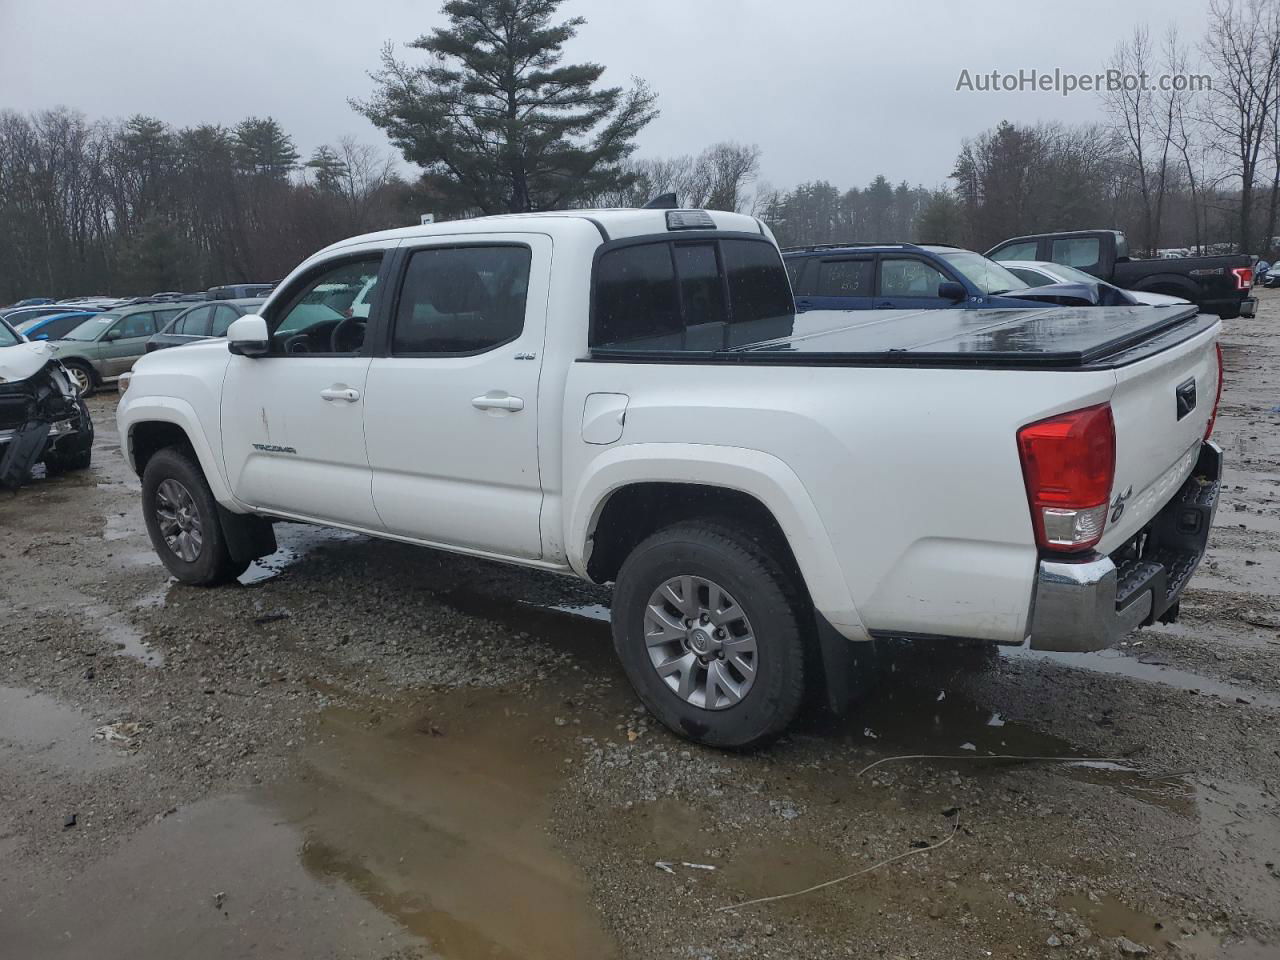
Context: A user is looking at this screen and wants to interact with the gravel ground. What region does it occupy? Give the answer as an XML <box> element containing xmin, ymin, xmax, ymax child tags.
<box><xmin>0</xmin><ymin>297</ymin><xmax>1277</xmax><ymax>960</ymax></box>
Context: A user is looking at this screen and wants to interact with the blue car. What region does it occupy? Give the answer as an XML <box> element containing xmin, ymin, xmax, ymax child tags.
<box><xmin>783</xmin><ymin>243</ymin><xmax>1124</xmax><ymax>312</ymax></box>
<box><xmin>14</xmin><ymin>310</ymin><xmax>100</xmax><ymax>341</ymax></box>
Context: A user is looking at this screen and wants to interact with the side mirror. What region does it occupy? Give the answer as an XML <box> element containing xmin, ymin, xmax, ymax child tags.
<box><xmin>937</xmin><ymin>280</ymin><xmax>966</xmax><ymax>302</ymax></box>
<box><xmin>103</xmin><ymin>328</ymin><xmax>122</xmax><ymax>342</ymax></box>
<box><xmin>227</xmin><ymin>314</ymin><xmax>270</xmax><ymax>357</ymax></box>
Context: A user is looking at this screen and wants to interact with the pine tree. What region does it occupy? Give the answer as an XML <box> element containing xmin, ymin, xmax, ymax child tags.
<box><xmin>233</xmin><ymin>117</ymin><xmax>300</xmax><ymax>179</ymax></box>
<box><xmin>353</xmin><ymin>0</ymin><xmax>657</xmax><ymax>214</ymax></box>
<box><xmin>307</xmin><ymin>145</ymin><xmax>349</xmax><ymax>193</ymax></box>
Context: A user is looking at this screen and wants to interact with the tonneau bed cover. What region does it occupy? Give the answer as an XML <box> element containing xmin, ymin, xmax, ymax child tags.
<box><xmin>589</xmin><ymin>303</ymin><xmax>1215</xmax><ymax>369</ymax></box>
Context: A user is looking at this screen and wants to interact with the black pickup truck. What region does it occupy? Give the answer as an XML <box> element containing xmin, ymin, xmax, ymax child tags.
<box><xmin>986</xmin><ymin>229</ymin><xmax>1256</xmax><ymax>320</ymax></box>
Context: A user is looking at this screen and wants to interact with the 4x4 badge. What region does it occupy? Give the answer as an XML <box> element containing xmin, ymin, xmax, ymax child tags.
<box><xmin>1111</xmin><ymin>485</ymin><xmax>1133</xmax><ymax>524</ymax></box>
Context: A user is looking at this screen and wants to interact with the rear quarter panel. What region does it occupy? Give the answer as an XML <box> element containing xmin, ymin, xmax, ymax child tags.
<box><xmin>562</xmin><ymin>360</ymin><xmax>1121</xmax><ymax>644</ymax></box>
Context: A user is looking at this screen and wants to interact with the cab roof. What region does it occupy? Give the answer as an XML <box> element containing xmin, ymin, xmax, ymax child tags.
<box><xmin>315</xmin><ymin>208</ymin><xmax>769</xmax><ymax>257</ymax></box>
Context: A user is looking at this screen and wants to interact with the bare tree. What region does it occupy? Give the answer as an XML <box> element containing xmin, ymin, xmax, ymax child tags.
<box><xmin>1201</xmin><ymin>0</ymin><xmax>1280</xmax><ymax>253</ymax></box>
<box><xmin>1105</xmin><ymin>26</ymin><xmax>1171</xmax><ymax>254</ymax></box>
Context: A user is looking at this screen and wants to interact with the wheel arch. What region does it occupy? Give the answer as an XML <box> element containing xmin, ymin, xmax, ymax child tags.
<box><xmin>568</xmin><ymin>443</ymin><xmax>867</xmax><ymax>639</ymax></box>
<box><xmin>121</xmin><ymin>396</ymin><xmax>237</xmax><ymax>505</ymax></box>
<box><xmin>1129</xmin><ymin>272</ymin><xmax>1200</xmax><ymax>300</ymax></box>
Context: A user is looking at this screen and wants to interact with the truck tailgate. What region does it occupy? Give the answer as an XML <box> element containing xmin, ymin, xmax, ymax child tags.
<box><xmin>1098</xmin><ymin>319</ymin><xmax>1220</xmax><ymax>553</ymax></box>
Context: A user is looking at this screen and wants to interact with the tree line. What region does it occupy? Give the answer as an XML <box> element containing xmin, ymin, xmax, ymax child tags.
<box><xmin>5</xmin><ymin>0</ymin><xmax>1280</xmax><ymax>301</ymax></box>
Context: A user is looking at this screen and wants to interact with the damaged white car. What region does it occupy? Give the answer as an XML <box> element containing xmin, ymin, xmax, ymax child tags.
<box><xmin>0</xmin><ymin>316</ymin><xmax>94</xmax><ymax>488</ymax></box>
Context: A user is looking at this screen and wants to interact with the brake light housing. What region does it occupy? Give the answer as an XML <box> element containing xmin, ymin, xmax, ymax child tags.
<box><xmin>1231</xmin><ymin>266</ymin><xmax>1252</xmax><ymax>290</ymax></box>
<box><xmin>1205</xmin><ymin>341</ymin><xmax>1224</xmax><ymax>440</ymax></box>
<box><xmin>1017</xmin><ymin>404</ymin><xmax>1116</xmax><ymax>552</ymax></box>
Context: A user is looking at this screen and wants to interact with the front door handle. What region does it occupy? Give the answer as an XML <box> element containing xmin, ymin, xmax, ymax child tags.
<box><xmin>472</xmin><ymin>393</ymin><xmax>525</xmax><ymax>412</ymax></box>
<box><xmin>320</xmin><ymin>386</ymin><xmax>361</xmax><ymax>402</ymax></box>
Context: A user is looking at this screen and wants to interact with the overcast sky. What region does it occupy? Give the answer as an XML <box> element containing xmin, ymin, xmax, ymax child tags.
<box><xmin>0</xmin><ymin>0</ymin><xmax>1216</xmax><ymax>192</ymax></box>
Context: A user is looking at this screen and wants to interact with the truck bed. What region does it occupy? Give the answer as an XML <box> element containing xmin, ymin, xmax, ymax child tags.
<box><xmin>588</xmin><ymin>304</ymin><xmax>1214</xmax><ymax>369</ymax></box>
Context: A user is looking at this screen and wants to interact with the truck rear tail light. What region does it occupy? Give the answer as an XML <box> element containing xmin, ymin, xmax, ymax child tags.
<box><xmin>1205</xmin><ymin>341</ymin><xmax>1223</xmax><ymax>440</ymax></box>
<box><xmin>1231</xmin><ymin>266</ymin><xmax>1252</xmax><ymax>290</ymax></box>
<box><xmin>1017</xmin><ymin>403</ymin><xmax>1116</xmax><ymax>552</ymax></box>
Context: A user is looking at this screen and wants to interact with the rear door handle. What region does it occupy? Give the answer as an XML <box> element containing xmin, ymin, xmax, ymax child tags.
<box><xmin>472</xmin><ymin>393</ymin><xmax>525</xmax><ymax>412</ymax></box>
<box><xmin>320</xmin><ymin>386</ymin><xmax>360</xmax><ymax>402</ymax></box>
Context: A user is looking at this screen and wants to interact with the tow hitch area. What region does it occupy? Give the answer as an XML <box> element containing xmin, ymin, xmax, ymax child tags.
<box><xmin>1029</xmin><ymin>441</ymin><xmax>1222</xmax><ymax>652</ymax></box>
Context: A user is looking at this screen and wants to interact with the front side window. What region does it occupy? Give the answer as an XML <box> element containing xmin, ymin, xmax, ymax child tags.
<box><xmin>270</xmin><ymin>257</ymin><xmax>382</xmax><ymax>355</ymax></box>
<box><xmin>878</xmin><ymin>257</ymin><xmax>948</xmax><ymax>298</ymax></box>
<box><xmin>392</xmin><ymin>245</ymin><xmax>531</xmax><ymax>355</ymax></box>
<box><xmin>0</xmin><ymin>319</ymin><xmax>19</xmax><ymax>347</ymax></box>
<box><xmin>112</xmin><ymin>312</ymin><xmax>157</xmax><ymax>340</ymax></box>
<box><xmin>1051</xmin><ymin>236</ymin><xmax>1101</xmax><ymax>269</ymax></box>
<box><xmin>815</xmin><ymin>258</ymin><xmax>873</xmax><ymax>297</ymax></box>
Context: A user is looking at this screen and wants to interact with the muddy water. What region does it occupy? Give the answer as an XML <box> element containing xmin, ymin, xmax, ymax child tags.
<box><xmin>268</xmin><ymin>684</ymin><xmax>620</xmax><ymax>960</ymax></box>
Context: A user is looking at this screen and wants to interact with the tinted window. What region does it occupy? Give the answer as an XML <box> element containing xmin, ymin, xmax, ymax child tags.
<box><xmin>724</xmin><ymin>240</ymin><xmax>794</xmax><ymax>323</ymax></box>
<box><xmin>1051</xmin><ymin>236</ymin><xmax>1101</xmax><ymax>268</ymax></box>
<box><xmin>816</xmin><ymin>259</ymin><xmax>873</xmax><ymax>297</ymax></box>
<box><xmin>176</xmin><ymin>306</ymin><xmax>212</xmax><ymax>336</ymax></box>
<box><xmin>392</xmin><ymin>245</ymin><xmax>531</xmax><ymax>355</ymax></box>
<box><xmin>990</xmin><ymin>240</ymin><xmax>1038</xmax><ymax>261</ymax></box>
<box><xmin>271</xmin><ymin>257</ymin><xmax>381</xmax><ymax>354</ymax></box>
<box><xmin>594</xmin><ymin>243</ymin><xmax>680</xmax><ymax>346</ymax></box>
<box><xmin>210</xmin><ymin>305</ymin><xmax>240</xmax><ymax>337</ymax></box>
<box><xmin>593</xmin><ymin>238</ymin><xmax>793</xmax><ymax>350</ymax></box>
<box><xmin>673</xmin><ymin>243</ymin><xmax>725</xmax><ymax>329</ymax></box>
<box><xmin>878</xmin><ymin>257</ymin><xmax>948</xmax><ymax>298</ymax></box>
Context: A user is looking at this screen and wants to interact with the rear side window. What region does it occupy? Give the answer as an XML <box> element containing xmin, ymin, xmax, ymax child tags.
<box><xmin>210</xmin><ymin>305</ymin><xmax>240</xmax><ymax>337</ymax></box>
<box><xmin>392</xmin><ymin>245</ymin><xmax>531</xmax><ymax>355</ymax></box>
<box><xmin>592</xmin><ymin>237</ymin><xmax>793</xmax><ymax>351</ymax></box>
<box><xmin>815</xmin><ymin>259</ymin><xmax>873</xmax><ymax>297</ymax></box>
<box><xmin>1051</xmin><ymin>237</ymin><xmax>1101</xmax><ymax>269</ymax></box>
<box><xmin>176</xmin><ymin>306</ymin><xmax>211</xmax><ymax>336</ymax></box>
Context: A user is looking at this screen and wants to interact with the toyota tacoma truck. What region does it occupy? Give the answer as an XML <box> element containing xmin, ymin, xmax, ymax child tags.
<box><xmin>117</xmin><ymin>209</ymin><xmax>1224</xmax><ymax>748</ymax></box>
<box><xmin>986</xmin><ymin>228</ymin><xmax>1256</xmax><ymax>320</ymax></box>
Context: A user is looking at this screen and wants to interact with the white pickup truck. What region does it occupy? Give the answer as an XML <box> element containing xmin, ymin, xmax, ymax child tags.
<box><xmin>117</xmin><ymin>208</ymin><xmax>1223</xmax><ymax>748</ymax></box>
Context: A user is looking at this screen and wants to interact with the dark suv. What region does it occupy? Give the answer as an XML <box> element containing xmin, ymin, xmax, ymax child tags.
<box><xmin>783</xmin><ymin>243</ymin><xmax>1124</xmax><ymax>312</ymax></box>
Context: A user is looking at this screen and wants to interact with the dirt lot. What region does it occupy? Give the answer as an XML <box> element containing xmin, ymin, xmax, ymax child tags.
<box><xmin>1</xmin><ymin>297</ymin><xmax>1278</xmax><ymax>960</ymax></box>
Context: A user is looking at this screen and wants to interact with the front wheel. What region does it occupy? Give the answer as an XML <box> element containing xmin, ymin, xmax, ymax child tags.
<box><xmin>141</xmin><ymin>447</ymin><xmax>249</xmax><ymax>585</ymax></box>
<box><xmin>611</xmin><ymin>521</ymin><xmax>808</xmax><ymax>749</ymax></box>
<box><xmin>63</xmin><ymin>361</ymin><xmax>94</xmax><ymax>397</ymax></box>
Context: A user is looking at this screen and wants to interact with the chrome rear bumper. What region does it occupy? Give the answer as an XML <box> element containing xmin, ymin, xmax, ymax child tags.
<box><xmin>1029</xmin><ymin>441</ymin><xmax>1222</xmax><ymax>652</ymax></box>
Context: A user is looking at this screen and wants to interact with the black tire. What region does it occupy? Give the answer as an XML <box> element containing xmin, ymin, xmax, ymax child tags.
<box><xmin>141</xmin><ymin>447</ymin><xmax>249</xmax><ymax>585</ymax></box>
<box><xmin>63</xmin><ymin>361</ymin><xmax>95</xmax><ymax>397</ymax></box>
<box><xmin>611</xmin><ymin>521</ymin><xmax>809</xmax><ymax>749</ymax></box>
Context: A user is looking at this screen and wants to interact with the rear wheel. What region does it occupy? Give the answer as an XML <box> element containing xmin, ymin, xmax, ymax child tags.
<box><xmin>611</xmin><ymin>521</ymin><xmax>808</xmax><ymax>749</ymax></box>
<box><xmin>142</xmin><ymin>447</ymin><xmax>248</xmax><ymax>585</ymax></box>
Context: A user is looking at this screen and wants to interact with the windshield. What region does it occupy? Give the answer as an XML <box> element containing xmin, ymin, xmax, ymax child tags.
<box><xmin>0</xmin><ymin>318</ymin><xmax>20</xmax><ymax>347</ymax></box>
<box><xmin>939</xmin><ymin>252</ymin><xmax>1029</xmax><ymax>296</ymax></box>
<box><xmin>62</xmin><ymin>313</ymin><xmax>120</xmax><ymax>341</ymax></box>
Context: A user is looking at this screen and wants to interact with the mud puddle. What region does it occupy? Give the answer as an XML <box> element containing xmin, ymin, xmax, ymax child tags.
<box><xmin>84</xmin><ymin>602</ymin><xmax>164</xmax><ymax>666</ymax></box>
<box><xmin>266</xmin><ymin>681</ymin><xmax>622</xmax><ymax>959</ymax></box>
<box><xmin>1005</xmin><ymin>645</ymin><xmax>1280</xmax><ymax>708</ymax></box>
<box><xmin>1061</xmin><ymin>892</ymin><xmax>1274</xmax><ymax>958</ymax></box>
<box><xmin>237</xmin><ymin>523</ymin><xmax>368</xmax><ymax>585</ymax></box>
<box><xmin>0</xmin><ymin>684</ymin><xmax>131</xmax><ymax>773</ymax></box>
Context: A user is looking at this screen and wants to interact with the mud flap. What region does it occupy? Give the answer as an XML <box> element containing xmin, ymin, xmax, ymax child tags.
<box><xmin>814</xmin><ymin>614</ymin><xmax>879</xmax><ymax>714</ymax></box>
<box><xmin>216</xmin><ymin>505</ymin><xmax>277</xmax><ymax>564</ymax></box>
<box><xmin>0</xmin><ymin>421</ymin><xmax>50</xmax><ymax>489</ymax></box>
